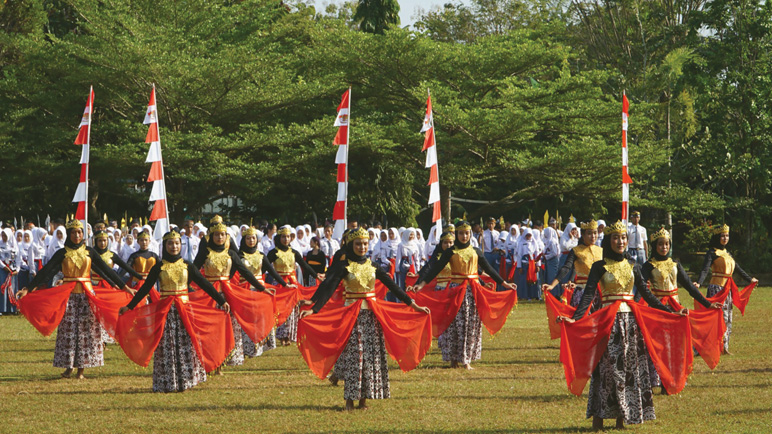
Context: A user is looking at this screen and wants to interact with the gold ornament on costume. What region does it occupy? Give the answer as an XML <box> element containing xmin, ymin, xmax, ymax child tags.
<box><xmin>64</xmin><ymin>245</ymin><xmax>88</xmax><ymax>270</ymax></box>
<box><xmin>65</xmin><ymin>219</ymin><xmax>83</xmax><ymax>230</ymax></box>
<box><xmin>443</xmin><ymin>223</ymin><xmax>455</xmax><ymax>233</ymax></box>
<box><xmin>455</xmin><ymin>220</ymin><xmax>471</xmax><ymax>231</ymax></box>
<box><xmin>712</xmin><ymin>224</ymin><xmax>730</xmax><ymax>235</ymax></box>
<box><xmin>440</xmin><ymin>231</ymin><xmax>455</xmax><ymax>242</ymax></box>
<box><xmin>650</xmin><ymin>227</ymin><xmax>671</xmax><ymax>242</ymax></box>
<box><xmin>136</xmin><ymin>232</ymin><xmax>150</xmax><ymax>240</ymax></box>
<box><xmin>242</xmin><ymin>227</ymin><xmax>258</xmax><ymax>237</ymax></box>
<box><xmin>209</xmin><ymin>214</ymin><xmax>228</xmax><ymax>233</ymax></box>
<box><xmin>276</xmin><ymin>226</ymin><xmax>292</xmax><ymax>236</ymax></box>
<box><xmin>346</xmin><ymin>227</ymin><xmax>368</xmax><ymax>244</ymax></box>
<box><xmin>580</xmin><ymin>220</ymin><xmax>598</xmax><ymax>231</ymax></box>
<box><xmin>163</xmin><ymin>231</ymin><xmax>181</xmax><ymax>241</ymax></box>
<box><xmin>603</xmin><ymin>220</ymin><xmax>627</xmax><ymax>236</ymax></box>
<box><xmin>93</xmin><ymin>230</ymin><xmax>109</xmax><ymax>240</ymax></box>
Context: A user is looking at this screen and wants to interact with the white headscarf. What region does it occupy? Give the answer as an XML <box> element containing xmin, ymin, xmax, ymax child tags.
<box><xmin>120</xmin><ymin>234</ymin><xmax>138</xmax><ymax>262</ymax></box>
<box><xmin>516</xmin><ymin>228</ymin><xmax>537</xmax><ymax>259</ymax></box>
<box><xmin>559</xmin><ymin>222</ymin><xmax>579</xmax><ymax>252</ymax></box>
<box><xmin>31</xmin><ymin>228</ymin><xmax>48</xmax><ymax>258</ymax></box>
<box><xmin>543</xmin><ymin>226</ymin><xmax>560</xmax><ymax>259</ymax></box>
<box><xmin>0</xmin><ymin>228</ymin><xmax>18</xmax><ymax>263</ymax></box>
<box><xmin>400</xmin><ymin>228</ymin><xmax>420</xmax><ymax>256</ymax></box>
<box><xmin>388</xmin><ymin>228</ymin><xmax>400</xmax><ymax>251</ymax></box>
<box><xmin>506</xmin><ymin>226</ymin><xmax>520</xmax><ymax>252</ymax></box>
<box><xmin>296</xmin><ymin>225</ymin><xmax>310</xmax><ymax>252</ymax></box>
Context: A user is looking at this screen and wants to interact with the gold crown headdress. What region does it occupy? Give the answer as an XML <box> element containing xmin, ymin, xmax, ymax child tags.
<box><xmin>580</xmin><ymin>219</ymin><xmax>598</xmax><ymax>231</ymax></box>
<box><xmin>650</xmin><ymin>227</ymin><xmax>670</xmax><ymax>242</ymax></box>
<box><xmin>93</xmin><ymin>230</ymin><xmax>109</xmax><ymax>240</ymax></box>
<box><xmin>242</xmin><ymin>227</ymin><xmax>258</xmax><ymax>237</ymax></box>
<box><xmin>455</xmin><ymin>221</ymin><xmax>471</xmax><ymax>231</ymax></box>
<box><xmin>712</xmin><ymin>224</ymin><xmax>730</xmax><ymax>235</ymax></box>
<box><xmin>346</xmin><ymin>227</ymin><xmax>368</xmax><ymax>244</ymax></box>
<box><xmin>209</xmin><ymin>214</ymin><xmax>227</xmax><ymax>233</ymax></box>
<box><xmin>443</xmin><ymin>224</ymin><xmax>455</xmax><ymax>233</ymax></box>
<box><xmin>440</xmin><ymin>231</ymin><xmax>455</xmax><ymax>242</ymax></box>
<box><xmin>65</xmin><ymin>219</ymin><xmax>83</xmax><ymax>230</ymax></box>
<box><xmin>277</xmin><ymin>226</ymin><xmax>292</xmax><ymax>236</ymax></box>
<box><xmin>163</xmin><ymin>231</ymin><xmax>181</xmax><ymax>241</ymax></box>
<box><xmin>136</xmin><ymin>231</ymin><xmax>151</xmax><ymax>240</ymax></box>
<box><xmin>603</xmin><ymin>220</ymin><xmax>627</xmax><ymax>236</ymax></box>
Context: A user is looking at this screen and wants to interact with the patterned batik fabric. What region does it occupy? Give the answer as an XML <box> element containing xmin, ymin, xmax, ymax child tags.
<box><xmin>339</xmin><ymin>310</ymin><xmax>390</xmax><ymax>401</ymax></box>
<box><xmin>152</xmin><ymin>304</ymin><xmax>206</xmax><ymax>393</ymax></box>
<box><xmin>586</xmin><ymin>312</ymin><xmax>656</xmax><ymax>425</ymax></box>
<box><xmin>226</xmin><ymin>312</ymin><xmax>244</xmax><ymax>366</ymax></box>
<box><xmin>276</xmin><ymin>306</ymin><xmax>298</xmax><ymax>342</ymax></box>
<box><xmin>706</xmin><ymin>284</ymin><xmax>732</xmax><ymax>352</ymax></box>
<box><xmin>53</xmin><ymin>293</ymin><xmax>104</xmax><ymax>369</ymax></box>
<box><xmin>437</xmin><ymin>283</ymin><xmax>482</xmax><ymax>364</ymax></box>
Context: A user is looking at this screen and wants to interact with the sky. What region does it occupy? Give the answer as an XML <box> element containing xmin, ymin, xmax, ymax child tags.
<box><xmin>311</xmin><ymin>1</ymin><xmax>467</xmax><ymax>28</ymax></box>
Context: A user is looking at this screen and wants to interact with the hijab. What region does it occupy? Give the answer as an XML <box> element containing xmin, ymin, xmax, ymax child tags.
<box><xmin>400</xmin><ymin>228</ymin><xmax>420</xmax><ymax>256</ymax></box>
<box><xmin>543</xmin><ymin>226</ymin><xmax>560</xmax><ymax>258</ymax></box>
<box><xmin>516</xmin><ymin>228</ymin><xmax>537</xmax><ymax>259</ymax></box>
<box><xmin>559</xmin><ymin>222</ymin><xmax>579</xmax><ymax>251</ymax></box>
<box><xmin>506</xmin><ymin>226</ymin><xmax>520</xmax><ymax>251</ymax></box>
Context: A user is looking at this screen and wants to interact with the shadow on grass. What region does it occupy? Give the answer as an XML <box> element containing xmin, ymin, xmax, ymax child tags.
<box><xmin>302</xmin><ymin>427</ymin><xmax>594</xmax><ymax>434</ymax></box>
<box><xmin>713</xmin><ymin>407</ymin><xmax>772</xmax><ymax>416</ymax></box>
<box><xmin>392</xmin><ymin>394</ymin><xmax>574</xmax><ymax>403</ymax></box>
<box><xmin>109</xmin><ymin>403</ymin><xmax>341</xmax><ymax>412</ymax></box>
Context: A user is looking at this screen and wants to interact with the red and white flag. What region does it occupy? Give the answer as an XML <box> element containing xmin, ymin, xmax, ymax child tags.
<box><xmin>332</xmin><ymin>89</ymin><xmax>350</xmax><ymax>239</ymax></box>
<box><xmin>72</xmin><ymin>87</ymin><xmax>94</xmax><ymax>224</ymax></box>
<box><xmin>621</xmin><ymin>92</ymin><xmax>632</xmax><ymax>223</ymax></box>
<box><xmin>422</xmin><ymin>92</ymin><xmax>442</xmax><ymax>236</ymax></box>
<box><xmin>143</xmin><ymin>86</ymin><xmax>169</xmax><ymax>239</ymax></box>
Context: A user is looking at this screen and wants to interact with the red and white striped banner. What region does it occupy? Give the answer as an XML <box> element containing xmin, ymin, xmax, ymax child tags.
<box><xmin>421</xmin><ymin>92</ymin><xmax>442</xmax><ymax>236</ymax></box>
<box><xmin>621</xmin><ymin>92</ymin><xmax>632</xmax><ymax>224</ymax></box>
<box><xmin>72</xmin><ymin>86</ymin><xmax>94</xmax><ymax>228</ymax></box>
<box><xmin>332</xmin><ymin>88</ymin><xmax>350</xmax><ymax>239</ymax></box>
<box><xmin>143</xmin><ymin>85</ymin><xmax>169</xmax><ymax>239</ymax></box>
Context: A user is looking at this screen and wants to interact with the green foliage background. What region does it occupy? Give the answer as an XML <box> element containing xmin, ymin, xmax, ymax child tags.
<box><xmin>0</xmin><ymin>0</ymin><xmax>769</xmax><ymax>270</ymax></box>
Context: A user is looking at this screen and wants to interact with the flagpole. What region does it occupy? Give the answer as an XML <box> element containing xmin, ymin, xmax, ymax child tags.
<box><xmin>344</xmin><ymin>86</ymin><xmax>350</xmax><ymax>230</ymax></box>
<box><xmin>153</xmin><ymin>84</ymin><xmax>170</xmax><ymax>232</ymax></box>
<box><xmin>83</xmin><ymin>86</ymin><xmax>92</xmax><ymax>245</ymax></box>
<box><xmin>428</xmin><ymin>88</ymin><xmax>443</xmax><ymax>235</ymax></box>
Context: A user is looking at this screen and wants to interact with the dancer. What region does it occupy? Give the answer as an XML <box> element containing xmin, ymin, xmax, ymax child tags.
<box><xmin>543</xmin><ymin>220</ymin><xmax>602</xmax><ymax>305</ymax></box>
<box><xmin>409</xmin><ymin>221</ymin><xmax>517</xmax><ymax>369</ymax></box>
<box><xmin>92</xmin><ymin>230</ymin><xmax>142</xmax><ymax>288</ymax></box>
<box><xmin>117</xmin><ymin>230</ymin><xmax>232</xmax><ymax>392</ymax></box>
<box><xmin>695</xmin><ymin>224</ymin><xmax>758</xmax><ymax>354</ymax></box>
<box><xmin>15</xmin><ymin>220</ymin><xmax>134</xmax><ymax>379</ymax></box>
<box><xmin>297</xmin><ymin>227</ymin><xmax>432</xmax><ymax>411</ymax></box>
<box><xmin>126</xmin><ymin>232</ymin><xmax>160</xmax><ymax>288</ymax></box>
<box><xmin>556</xmin><ymin>221</ymin><xmax>687</xmax><ymax>431</ymax></box>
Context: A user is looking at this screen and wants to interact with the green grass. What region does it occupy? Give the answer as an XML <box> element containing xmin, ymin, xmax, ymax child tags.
<box><xmin>1</xmin><ymin>288</ymin><xmax>771</xmax><ymax>434</ymax></box>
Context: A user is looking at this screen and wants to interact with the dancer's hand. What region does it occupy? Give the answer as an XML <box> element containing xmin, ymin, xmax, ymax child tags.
<box><xmin>406</xmin><ymin>272</ymin><xmax>417</xmax><ymax>278</ymax></box>
<box><xmin>407</xmin><ymin>282</ymin><xmax>425</xmax><ymax>293</ymax></box>
<box><xmin>709</xmin><ymin>302</ymin><xmax>722</xmax><ymax>309</ymax></box>
<box><xmin>123</xmin><ymin>285</ymin><xmax>136</xmax><ymax>296</ymax></box>
<box><xmin>411</xmin><ymin>302</ymin><xmax>430</xmax><ymax>315</ymax></box>
<box><xmin>118</xmin><ymin>306</ymin><xmax>130</xmax><ymax>316</ymax></box>
<box><xmin>15</xmin><ymin>288</ymin><xmax>28</xmax><ymax>300</ymax></box>
<box><xmin>677</xmin><ymin>308</ymin><xmax>689</xmax><ymax>316</ymax></box>
<box><xmin>220</xmin><ymin>302</ymin><xmax>231</xmax><ymax>314</ymax></box>
<box><xmin>556</xmin><ymin>316</ymin><xmax>575</xmax><ymax>324</ymax></box>
<box><xmin>285</xmin><ymin>283</ymin><xmax>297</xmax><ymax>289</ymax></box>
<box><xmin>541</xmin><ymin>283</ymin><xmax>552</xmax><ymax>293</ymax></box>
<box><xmin>751</xmin><ymin>277</ymin><xmax>759</xmax><ymax>284</ymax></box>
<box><xmin>298</xmin><ymin>299</ymin><xmax>314</xmax><ymax>307</ymax></box>
<box><xmin>299</xmin><ymin>309</ymin><xmax>313</xmax><ymax>319</ymax></box>
<box><xmin>263</xmin><ymin>287</ymin><xmax>275</xmax><ymax>296</ymax></box>
<box><xmin>502</xmin><ymin>282</ymin><xmax>516</xmax><ymax>291</ymax></box>
<box><xmin>693</xmin><ymin>282</ymin><xmax>700</xmax><ymax>289</ymax></box>
<box><xmin>317</xmin><ymin>273</ymin><xmax>326</xmax><ymax>281</ymax></box>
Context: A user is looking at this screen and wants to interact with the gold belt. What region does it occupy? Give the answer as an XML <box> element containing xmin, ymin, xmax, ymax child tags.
<box><xmin>712</xmin><ymin>272</ymin><xmax>732</xmax><ymax>278</ymax></box>
<box><xmin>160</xmin><ymin>292</ymin><xmax>189</xmax><ymax>303</ymax></box>
<box><xmin>277</xmin><ymin>271</ymin><xmax>295</xmax><ymax>276</ymax></box>
<box><xmin>652</xmin><ymin>288</ymin><xmax>678</xmax><ymax>297</ymax></box>
<box><xmin>344</xmin><ymin>291</ymin><xmax>376</xmax><ymax>309</ymax></box>
<box><xmin>602</xmin><ymin>294</ymin><xmax>635</xmax><ymax>306</ymax></box>
<box><xmin>63</xmin><ymin>277</ymin><xmax>91</xmax><ymax>294</ymax></box>
<box><xmin>575</xmin><ymin>275</ymin><xmax>588</xmax><ymax>284</ymax></box>
<box><xmin>451</xmin><ymin>274</ymin><xmax>478</xmax><ymax>279</ymax></box>
<box><xmin>206</xmin><ymin>275</ymin><xmax>230</xmax><ymax>282</ymax></box>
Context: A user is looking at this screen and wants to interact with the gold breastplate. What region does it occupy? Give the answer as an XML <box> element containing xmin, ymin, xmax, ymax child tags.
<box><xmin>437</xmin><ymin>261</ymin><xmax>453</xmax><ymax>281</ymax></box>
<box><xmin>242</xmin><ymin>252</ymin><xmax>264</xmax><ymax>277</ymax></box>
<box><xmin>343</xmin><ymin>259</ymin><xmax>377</xmax><ymax>309</ymax></box>
<box><xmin>133</xmin><ymin>254</ymin><xmax>156</xmax><ymax>275</ymax></box>
<box><xmin>600</xmin><ymin>258</ymin><xmax>635</xmax><ymax>312</ymax></box>
<box><xmin>91</xmin><ymin>251</ymin><xmax>114</xmax><ymax>280</ymax></box>
<box><xmin>273</xmin><ymin>249</ymin><xmax>295</xmax><ymax>274</ymax></box>
<box><xmin>159</xmin><ymin>259</ymin><xmax>189</xmax><ymax>301</ymax></box>
<box><xmin>63</xmin><ymin>246</ymin><xmax>91</xmax><ymax>279</ymax></box>
<box><xmin>449</xmin><ymin>246</ymin><xmax>477</xmax><ymax>283</ymax></box>
<box><xmin>573</xmin><ymin>244</ymin><xmax>602</xmax><ymax>280</ymax></box>
<box><xmin>204</xmin><ymin>248</ymin><xmax>232</xmax><ymax>277</ymax></box>
<box><xmin>650</xmin><ymin>258</ymin><xmax>678</xmax><ymax>297</ymax></box>
<box><xmin>710</xmin><ymin>249</ymin><xmax>735</xmax><ymax>286</ymax></box>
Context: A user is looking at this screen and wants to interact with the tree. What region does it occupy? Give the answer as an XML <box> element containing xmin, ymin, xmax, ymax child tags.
<box><xmin>353</xmin><ymin>0</ymin><xmax>400</xmax><ymax>34</ymax></box>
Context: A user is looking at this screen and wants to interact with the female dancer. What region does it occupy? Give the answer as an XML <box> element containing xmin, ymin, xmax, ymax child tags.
<box><xmin>543</xmin><ymin>220</ymin><xmax>601</xmax><ymax>305</ymax></box>
<box><xmin>298</xmin><ymin>227</ymin><xmax>431</xmax><ymax>411</ymax></box>
<box><xmin>557</xmin><ymin>221</ymin><xmax>685</xmax><ymax>430</ymax></box>
<box><xmin>695</xmin><ymin>224</ymin><xmax>757</xmax><ymax>354</ymax></box>
<box><xmin>92</xmin><ymin>230</ymin><xmax>142</xmax><ymax>288</ymax></box>
<box><xmin>236</xmin><ymin>226</ymin><xmax>291</xmax><ymax>358</ymax></box>
<box><xmin>118</xmin><ymin>230</ymin><xmax>231</xmax><ymax>392</ymax></box>
<box><xmin>409</xmin><ymin>221</ymin><xmax>516</xmax><ymax>369</ymax></box>
<box><xmin>193</xmin><ymin>216</ymin><xmax>274</xmax><ymax>368</ymax></box>
<box><xmin>16</xmin><ymin>220</ymin><xmax>134</xmax><ymax>379</ymax></box>
<box><xmin>126</xmin><ymin>232</ymin><xmax>160</xmax><ymax>288</ymax></box>
<box><xmin>267</xmin><ymin>225</ymin><xmax>321</xmax><ymax>346</ymax></box>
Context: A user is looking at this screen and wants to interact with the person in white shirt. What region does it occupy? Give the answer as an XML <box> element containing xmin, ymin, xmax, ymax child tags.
<box><xmin>626</xmin><ymin>211</ymin><xmax>648</xmax><ymax>266</ymax></box>
<box><xmin>319</xmin><ymin>224</ymin><xmax>340</xmax><ymax>260</ymax></box>
<box><xmin>481</xmin><ymin>217</ymin><xmax>501</xmax><ymax>272</ymax></box>
<box><xmin>596</xmin><ymin>219</ymin><xmax>606</xmax><ymax>246</ymax></box>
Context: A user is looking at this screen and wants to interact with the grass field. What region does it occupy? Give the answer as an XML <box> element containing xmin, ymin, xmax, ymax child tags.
<box><xmin>1</xmin><ymin>288</ymin><xmax>771</xmax><ymax>434</ymax></box>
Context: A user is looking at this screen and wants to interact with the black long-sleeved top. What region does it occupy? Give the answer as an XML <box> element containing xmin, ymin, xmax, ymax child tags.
<box><xmin>193</xmin><ymin>247</ymin><xmax>267</xmax><ymax>291</ymax></box>
<box><xmin>266</xmin><ymin>248</ymin><xmax>318</xmax><ymax>280</ymax></box>
<box><xmin>573</xmin><ymin>259</ymin><xmax>675</xmax><ymax>320</ymax></box>
<box><xmin>26</xmin><ymin>246</ymin><xmax>125</xmax><ymax>291</ymax></box>
<box><xmin>237</xmin><ymin>251</ymin><xmax>288</xmax><ymax>287</ymax></box>
<box><xmin>327</xmin><ymin>248</ymin><xmax>346</xmax><ymax>270</ymax></box>
<box><xmin>419</xmin><ymin>245</ymin><xmax>505</xmax><ymax>286</ymax></box>
<box><xmin>696</xmin><ymin>248</ymin><xmax>752</xmax><ymax>287</ymax></box>
<box><xmin>554</xmin><ymin>250</ymin><xmax>578</xmax><ymax>282</ymax></box>
<box><xmin>304</xmin><ymin>250</ymin><xmax>327</xmax><ymax>275</ymax></box>
<box><xmin>417</xmin><ymin>247</ymin><xmax>444</xmax><ymax>283</ymax></box>
<box><xmin>310</xmin><ymin>258</ymin><xmax>412</xmax><ymax>313</ymax></box>
<box><xmin>126</xmin><ymin>259</ymin><xmax>226</xmax><ymax>309</ymax></box>
<box><xmin>126</xmin><ymin>250</ymin><xmax>160</xmax><ymax>272</ymax></box>
<box><xmin>95</xmin><ymin>249</ymin><xmax>143</xmax><ymax>280</ymax></box>
<box><xmin>641</xmin><ymin>259</ymin><xmax>711</xmax><ymax>308</ymax></box>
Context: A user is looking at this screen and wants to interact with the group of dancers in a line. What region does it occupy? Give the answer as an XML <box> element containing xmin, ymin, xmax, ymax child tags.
<box><xmin>13</xmin><ymin>216</ymin><xmax>757</xmax><ymax>430</ymax></box>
